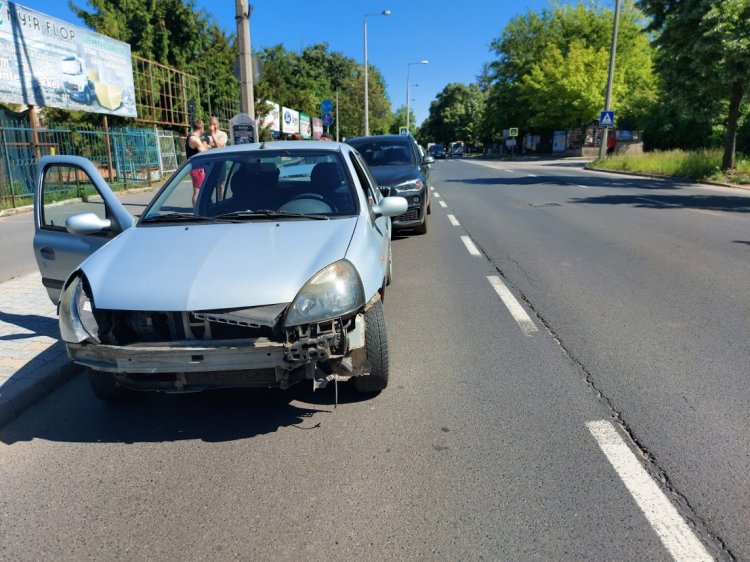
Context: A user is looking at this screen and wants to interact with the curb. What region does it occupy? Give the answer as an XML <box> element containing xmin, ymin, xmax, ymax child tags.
<box><xmin>0</xmin><ymin>360</ymin><xmax>80</xmax><ymax>429</ymax></box>
<box><xmin>584</xmin><ymin>165</ymin><xmax>750</xmax><ymax>192</ymax></box>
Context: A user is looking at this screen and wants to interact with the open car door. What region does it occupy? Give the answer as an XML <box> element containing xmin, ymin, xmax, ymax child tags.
<box><xmin>33</xmin><ymin>155</ymin><xmax>134</xmax><ymax>303</ymax></box>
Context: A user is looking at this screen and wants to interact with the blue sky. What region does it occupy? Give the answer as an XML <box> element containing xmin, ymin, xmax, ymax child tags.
<box><xmin>18</xmin><ymin>0</ymin><xmax>557</xmax><ymax>125</ymax></box>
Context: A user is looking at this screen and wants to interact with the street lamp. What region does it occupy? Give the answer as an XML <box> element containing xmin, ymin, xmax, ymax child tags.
<box><xmin>406</xmin><ymin>60</ymin><xmax>428</xmax><ymax>134</ymax></box>
<box><xmin>363</xmin><ymin>10</ymin><xmax>390</xmax><ymax>136</ymax></box>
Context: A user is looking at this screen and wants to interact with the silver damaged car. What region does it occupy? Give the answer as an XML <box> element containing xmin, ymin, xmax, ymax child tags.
<box><xmin>32</xmin><ymin>142</ymin><xmax>407</xmax><ymax>401</ymax></box>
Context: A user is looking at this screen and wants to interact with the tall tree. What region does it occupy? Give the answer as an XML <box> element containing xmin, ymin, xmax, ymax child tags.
<box><xmin>389</xmin><ymin>105</ymin><xmax>415</xmax><ymax>134</ymax></box>
<box><xmin>638</xmin><ymin>0</ymin><xmax>750</xmax><ymax>170</ymax></box>
<box><xmin>485</xmin><ymin>2</ymin><xmax>656</xmax><ymax>137</ymax></box>
<box><xmin>420</xmin><ymin>83</ymin><xmax>484</xmax><ymax>146</ymax></box>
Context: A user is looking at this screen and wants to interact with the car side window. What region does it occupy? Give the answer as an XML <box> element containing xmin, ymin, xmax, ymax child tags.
<box><xmin>41</xmin><ymin>165</ymin><xmax>108</xmax><ymax>232</ymax></box>
<box><xmin>348</xmin><ymin>153</ymin><xmax>380</xmax><ymax>208</ymax></box>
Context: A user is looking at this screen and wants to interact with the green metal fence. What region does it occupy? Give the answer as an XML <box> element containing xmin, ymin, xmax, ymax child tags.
<box><xmin>0</xmin><ymin>120</ymin><xmax>183</xmax><ymax>209</ymax></box>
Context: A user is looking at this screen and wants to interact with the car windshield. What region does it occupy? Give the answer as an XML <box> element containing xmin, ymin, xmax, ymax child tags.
<box><xmin>141</xmin><ymin>149</ymin><xmax>358</xmax><ymax>223</ymax></box>
<box><xmin>348</xmin><ymin>140</ymin><xmax>415</xmax><ymax>167</ymax></box>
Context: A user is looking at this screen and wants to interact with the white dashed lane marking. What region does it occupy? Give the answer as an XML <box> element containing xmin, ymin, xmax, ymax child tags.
<box><xmin>486</xmin><ymin>276</ymin><xmax>538</xmax><ymax>335</ymax></box>
<box><xmin>447</xmin><ymin>215</ymin><xmax>460</xmax><ymax>226</ymax></box>
<box><xmin>586</xmin><ymin>421</ymin><xmax>712</xmax><ymax>562</ymax></box>
<box><xmin>460</xmin><ymin>236</ymin><xmax>481</xmax><ymax>256</ymax></box>
<box><xmin>439</xmin><ymin>200</ymin><xmax>447</xmax><ymax>208</ymax></box>
<box><xmin>433</xmin><ymin>192</ymin><xmax>441</xmax><ymax>198</ymax></box>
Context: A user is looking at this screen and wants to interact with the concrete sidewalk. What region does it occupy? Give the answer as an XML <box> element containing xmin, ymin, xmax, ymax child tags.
<box><xmin>0</xmin><ymin>273</ymin><xmax>78</xmax><ymax>427</ymax></box>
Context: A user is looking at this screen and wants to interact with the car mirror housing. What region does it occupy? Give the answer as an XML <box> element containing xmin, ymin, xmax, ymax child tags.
<box><xmin>423</xmin><ymin>155</ymin><xmax>435</xmax><ymax>164</ymax></box>
<box><xmin>373</xmin><ymin>196</ymin><xmax>408</xmax><ymax>218</ymax></box>
<box><xmin>65</xmin><ymin>212</ymin><xmax>112</xmax><ymax>235</ymax></box>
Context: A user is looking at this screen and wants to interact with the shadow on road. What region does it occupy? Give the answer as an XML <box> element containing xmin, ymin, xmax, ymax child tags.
<box><xmin>445</xmin><ymin>174</ymin><xmax>680</xmax><ymax>190</ymax></box>
<box><xmin>568</xmin><ymin>194</ymin><xmax>750</xmax><ymax>213</ymax></box>
<box><xmin>0</xmin><ymin>373</ymin><xmax>378</xmax><ymax>445</ymax></box>
<box><xmin>0</xmin><ymin>309</ymin><xmax>57</xmax><ymax>341</ymax></box>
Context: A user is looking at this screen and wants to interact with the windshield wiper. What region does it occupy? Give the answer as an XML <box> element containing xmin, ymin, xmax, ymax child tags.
<box><xmin>141</xmin><ymin>212</ymin><xmax>231</xmax><ymax>223</ymax></box>
<box><xmin>214</xmin><ymin>210</ymin><xmax>329</xmax><ymax>220</ymax></box>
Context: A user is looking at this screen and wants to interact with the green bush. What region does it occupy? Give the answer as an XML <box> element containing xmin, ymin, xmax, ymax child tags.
<box><xmin>591</xmin><ymin>149</ymin><xmax>749</xmax><ymax>185</ymax></box>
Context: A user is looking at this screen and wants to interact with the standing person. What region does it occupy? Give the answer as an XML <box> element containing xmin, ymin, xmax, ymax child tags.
<box><xmin>204</xmin><ymin>116</ymin><xmax>228</xmax><ymax>149</ymax></box>
<box><xmin>186</xmin><ymin>119</ymin><xmax>210</xmax><ymax>206</ymax></box>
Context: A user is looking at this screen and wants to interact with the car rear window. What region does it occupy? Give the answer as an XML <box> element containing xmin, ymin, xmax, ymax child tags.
<box><xmin>348</xmin><ymin>140</ymin><xmax>416</xmax><ymax>167</ymax></box>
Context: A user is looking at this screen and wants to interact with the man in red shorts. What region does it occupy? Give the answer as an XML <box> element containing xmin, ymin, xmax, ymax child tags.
<box><xmin>186</xmin><ymin>119</ymin><xmax>210</xmax><ymax>205</ymax></box>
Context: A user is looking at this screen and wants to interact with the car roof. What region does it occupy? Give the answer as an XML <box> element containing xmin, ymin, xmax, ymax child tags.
<box><xmin>346</xmin><ymin>134</ymin><xmax>415</xmax><ymax>144</ymax></box>
<box><xmin>193</xmin><ymin>140</ymin><xmax>349</xmax><ymax>156</ymax></box>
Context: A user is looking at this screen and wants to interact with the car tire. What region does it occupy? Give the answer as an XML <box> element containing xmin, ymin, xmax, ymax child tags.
<box><xmin>87</xmin><ymin>367</ymin><xmax>136</xmax><ymax>402</ymax></box>
<box><xmin>353</xmin><ymin>300</ymin><xmax>389</xmax><ymax>394</ymax></box>
<box><xmin>414</xmin><ymin>213</ymin><xmax>428</xmax><ymax>235</ymax></box>
<box><xmin>427</xmin><ymin>201</ymin><xmax>432</xmax><ymax>215</ymax></box>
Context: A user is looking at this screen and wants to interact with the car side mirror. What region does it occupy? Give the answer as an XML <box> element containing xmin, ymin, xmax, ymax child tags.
<box><xmin>378</xmin><ymin>186</ymin><xmax>391</xmax><ymax>198</ymax></box>
<box><xmin>65</xmin><ymin>212</ymin><xmax>112</xmax><ymax>235</ymax></box>
<box><xmin>373</xmin><ymin>196</ymin><xmax>408</xmax><ymax>218</ymax></box>
<box><xmin>423</xmin><ymin>156</ymin><xmax>435</xmax><ymax>164</ymax></box>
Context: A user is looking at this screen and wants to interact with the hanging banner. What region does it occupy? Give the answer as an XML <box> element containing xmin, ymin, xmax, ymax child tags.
<box><xmin>0</xmin><ymin>2</ymin><xmax>137</xmax><ymax>116</ymax></box>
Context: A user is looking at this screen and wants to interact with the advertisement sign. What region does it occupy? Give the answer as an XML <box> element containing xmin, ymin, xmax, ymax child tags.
<box><xmin>553</xmin><ymin>130</ymin><xmax>567</xmax><ymax>153</ymax></box>
<box><xmin>281</xmin><ymin>106</ymin><xmax>299</xmax><ymax>135</ymax></box>
<box><xmin>312</xmin><ymin>117</ymin><xmax>323</xmax><ymax>140</ymax></box>
<box><xmin>299</xmin><ymin>112</ymin><xmax>311</xmax><ymax>139</ymax></box>
<box><xmin>259</xmin><ymin>101</ymin><xmax>280</xmax><ymax>133</ymax></box>
<box><xmin>0</xmin><ymin>2</ymin><xmax>136</xmax><ymax>116</ymax></box>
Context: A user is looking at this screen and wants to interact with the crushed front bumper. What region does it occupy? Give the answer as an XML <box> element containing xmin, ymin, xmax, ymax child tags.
<box><xmin>68</xmin><ymin>313</ymin><xmax>368</xmax><ymax>391</ymax></box>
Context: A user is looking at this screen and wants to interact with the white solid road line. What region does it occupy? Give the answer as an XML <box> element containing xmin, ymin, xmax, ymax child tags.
<box><xmin>505</xmin><ymin>169</ymin><xmax>513</xmax><ymax>173</ymax></box>
<box><xmin>586</xmin><ymin>421</ymin><xmax>712</xmax><ymax>562</ymax></box>
<box><xmin>527</xmin><ymin>174</ymin><xmax>537</xmax><ymax>177</ymax></box>
<box><xmin>460</xmin><ymin>236</ymin><xmax>481</xmax><ymax>256</ymax></box>
<box><xmin>486</xmin><ymin>276</ymin><xmax>538</xmax><ymax>335</ymax></box>
<box><xmin>447</xmin><ymin>214</ymin><xmax>460</xmax><ymax>226</ymax></box>
<box><xmin>577</xmin><ymin>184</ymin><xmax>592</xmax><ymax>189</ymax></box>
<box><xmin>439</xmin><ymin>200</ymin><xmax>448</xmax><ymax>208</ymax></box>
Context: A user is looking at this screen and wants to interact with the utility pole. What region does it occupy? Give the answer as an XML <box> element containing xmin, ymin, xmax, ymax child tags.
<box><xmin>599</xmin><ymin>0</ymin><xmax>621</xmax><ymax>160</ymax></box>
<box><xmin>235</xmin><ymin>0</ymin><xmax>255</xmax><ymax>118</ymax></box>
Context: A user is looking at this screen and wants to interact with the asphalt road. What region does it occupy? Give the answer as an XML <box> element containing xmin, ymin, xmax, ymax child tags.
<box><xmin>0</xmin><ymin>158</ymin><xmax>747</xmax><ymax>560</ymax></box>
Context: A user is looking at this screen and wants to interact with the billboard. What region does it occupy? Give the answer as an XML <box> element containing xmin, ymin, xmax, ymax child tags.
<box><xmin>0</xmin><ymin>2</ymin><xmax>136</xmax><ymax>117</ymax></box>
<box><xmin>281</xmin><ymin>106</ymin><xmax>299</xmax><ymax>135</ymax></box>
<box><xmin>259</xmin><ymin>101</ymin><xmax>280</xmax><ymax>133</ymax></box>
<box><xmin>299</xmin><ymin>112</ymin><xmax>311</xmax><ymax>139</ymax></box>
<box><xmin>312</xmin><ymin>117</ymin><xmax>323</xmax><ymax>140</ymax></box>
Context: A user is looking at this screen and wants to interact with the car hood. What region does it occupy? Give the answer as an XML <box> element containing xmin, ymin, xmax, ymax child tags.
<box><xmin>81</xmin><ymin>218</ymin><xmax>358</xmax><ymax>311</ymax></box>
<box><xmin>368</xmin><ymin>165</ymin><xmax>420</xmax><ymax>187</ymax></box>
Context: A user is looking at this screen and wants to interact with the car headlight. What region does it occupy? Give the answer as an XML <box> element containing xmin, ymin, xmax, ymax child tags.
<box><xmin>59</xmin><ymin>275</ymin><xmax>100</xmax><ymax>344</ymax></box>
<box><xmin>392</xmin><ymin>178</ymin><xmax>423</xmax><ymax>193</ymax></box>
<box><xmin>285</xmin><ymin>260</ymin><xmax>365</xmax><ymax>326</ymax></box>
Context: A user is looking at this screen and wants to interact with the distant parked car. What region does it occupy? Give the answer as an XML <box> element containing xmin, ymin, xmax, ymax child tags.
<box><xmin>32</xmin><ymin>142</ymin><xmax>408</xmax><ymax>400</ymax></box>
<box><xmin>430</xmin><ymin>144</ymin><xmax>446</xmax><ymax>159</ymax></box>
<box><xmin>346</xmin><ymin>134</ymin><xmax>432</xmax><ymax>235</ymax></box>
<box><xmin>450</xmin><ymin>143</ymin><xmax>464</xmax><ymax>158</ymax></box>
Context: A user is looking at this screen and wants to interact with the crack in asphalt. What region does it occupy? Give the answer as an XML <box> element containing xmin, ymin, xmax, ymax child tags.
<box><xmin>450</xmin><ymin>210</ymin><xmax>735</xmax><ymax>561</ymax></box>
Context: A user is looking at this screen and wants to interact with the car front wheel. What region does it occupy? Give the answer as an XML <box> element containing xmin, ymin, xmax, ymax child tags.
<box><xmin>87</xmin><ymin>367</ymin><xmax>136</xmax><ymax>402</ymax></box>
<box><xmin>353</xmin><ymin>300</ymin><xmax>389</xmax><ymax>393</ymax></box>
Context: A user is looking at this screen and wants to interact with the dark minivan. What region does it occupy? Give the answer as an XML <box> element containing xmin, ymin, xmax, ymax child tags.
<box><xmin>346</xmin><ymin>134</ymin><xmax>432</xmax><ymax>234</ymax></box>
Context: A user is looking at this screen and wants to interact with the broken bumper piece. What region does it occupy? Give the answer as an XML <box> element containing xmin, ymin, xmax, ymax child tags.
<box><xmin>67</xmin><ymin>314</ymin><xmax>367</xmax><ymax>391</ymax></box>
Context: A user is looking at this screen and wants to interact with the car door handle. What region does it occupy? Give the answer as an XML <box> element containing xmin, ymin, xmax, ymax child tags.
<box><xmin>40</xmin><ymin>247</ymin><xmax>55</xmax><ymax>259</ymax></box>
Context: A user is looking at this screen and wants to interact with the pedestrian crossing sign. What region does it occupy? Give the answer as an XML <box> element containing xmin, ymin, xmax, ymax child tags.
<box><xmin>599</xmin><ymin>111</ymin><xmax>615</xmax><ymax>127</ymax></box>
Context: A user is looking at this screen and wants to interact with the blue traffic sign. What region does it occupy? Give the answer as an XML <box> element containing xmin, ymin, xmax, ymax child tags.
<box><xmin>399</xmin><ymin>127</ymin><xmax>408</xmax><ymax>136</ymax></box>
<box><xmin>321</xmin><ymin>112</ymin><xmax>334</xmax><ymax>126</ymax></box>
<box><xmin>320</xmin><ymin>99</ymin><xmax>333</xmax><ymax>113</ymax></box>
<box><xmin>599</xmin><ymin>110</ymin><xmax>615</xmax><ymax>127</ymax></box>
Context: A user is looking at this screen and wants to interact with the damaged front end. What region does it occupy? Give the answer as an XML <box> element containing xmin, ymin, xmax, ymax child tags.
<box><xmin>61</xmin><ymin>274</ymin><xmax>374</xmax><ymax>393</ymax></box>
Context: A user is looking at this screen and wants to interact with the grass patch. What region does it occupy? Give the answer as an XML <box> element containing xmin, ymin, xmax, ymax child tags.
<box><xmin>590</xmin><ymin>149</ymin><xmax>750</xmax><ymax>185</ymax></box>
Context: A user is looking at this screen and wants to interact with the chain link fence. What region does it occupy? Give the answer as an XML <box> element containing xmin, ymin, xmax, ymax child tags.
<box><xmin>0</xmin><ymin>120</ymin><xmax>184</xmax><ymax>209</ymax></box>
